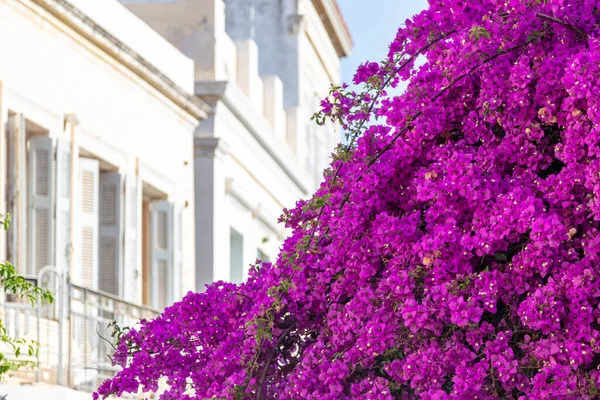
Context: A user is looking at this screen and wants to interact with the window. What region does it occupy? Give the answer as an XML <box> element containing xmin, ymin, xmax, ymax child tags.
<box><xmin>257</xmin><ymin>248</ymin><xmax>269</xmax><ymax>263</ymax></box>
<box><xmin>141</xmin><ymin>186</ymin><xmax>182</xmax><ymax>310</ymax></box>
<box><xmin>4</xmin><ymin>114</ymin><xmax>70</xmax><ymax>311</ymax></box>
<box><xmin>75</xmin><ymin>158</ymin><xmax>141</xmax><ymax>299</ymax></box>
<box><xmin>5</xmin><ymin>114</ymin><xmax>61</xmax><ymax>278</ymax></box>
<box><xmin>230</xmin><ymin>228</ymin><xmax>244</xmax><ymax>283</ymax></box>
<box><xmin>4</xmin><ymin>111</ymin><xmax>180</xmax><ymax>310</ymax></box>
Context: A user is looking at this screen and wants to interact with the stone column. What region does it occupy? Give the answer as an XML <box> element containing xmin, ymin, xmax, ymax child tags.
<box><xmin>194</xmin><ymin>130</ymin><xmax>229</xmax><ymax>290</ymax></box>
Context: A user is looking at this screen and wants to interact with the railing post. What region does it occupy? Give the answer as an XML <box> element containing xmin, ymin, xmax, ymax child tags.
<box><xmin>36</xmin><ymin>266</ymin><xmax>62</xmax><ymax>385</ymax></box>
<box><xmin>67</xmin><ymin>277</ymin><xmax>72</xmax><ymax>388</ymax></box>
<box><xmin>36</xmin><ymin>284</ymin><xmax>41</xmax><ymax>383</ymax></box>
<box><xmin>57</xmin><ymin>270</ymin><xmax>64</xmax><ymax>385</ymax></box>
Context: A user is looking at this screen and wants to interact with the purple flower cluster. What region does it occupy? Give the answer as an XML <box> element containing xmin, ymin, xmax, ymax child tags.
<box><xmin>96</xmin><ymin>1</ymin><xmax>600</xmax><ymax>398</ymax></box>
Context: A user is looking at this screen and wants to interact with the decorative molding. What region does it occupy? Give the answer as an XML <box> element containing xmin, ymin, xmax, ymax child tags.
<box><xmin>312</xmin><ymin>0</ymin><xmax>353</xmax><ymax>57</ymax></box>
<box><xmin>225</xmin><ymin>177</ymin><xmax>283</xmax><ymax>236</ymax></box>
<box><xmin>77</xmin><ymin>127</ymin><xmax>128</xmax><ymax>171</ymax></box>
<box><xmin>256</xmin><ymin>208</ymin><xmax>283</xmax><ymax>239</ymax></box>
<box><xmin>194</xmin><ymin>80</ymin><xmax>229</xmax><ymax>98</ymax></box>
<box><xmin>138</xmin><ymin>161</ymin><xmax>175</xmax><ymax>199</ymax></box>
<box><xmin>287</xmin><ymin>13</ymin><xmax>305</xmax><ymax>34</ymax></box>
<box><xmin>194</xmin><ymin>136</ymin><xmax>229</xmax><ymax>158</ymax></box>
<box><xmin>226</xmin><ymin>177</ymin><xmax>284</xmax><ymax>238</ymax></box>
<box><xmin>226</xmin><ymin>178</ymin><xmax>260</xmax><ymax>214</ymax></box>
<box><xmin>26</xmin><ymin>0</ymin><xmax>211</xmax><ymax>120</ymax></box>
<box><xmin>64</xmin><ymin>112</ymin><xmax>80</xmax><ymax>126</ymax></box>
<box><xmin>194</xmin><ymin>80</ymin><xmax>312</xmax><ymax>195</ymax></box>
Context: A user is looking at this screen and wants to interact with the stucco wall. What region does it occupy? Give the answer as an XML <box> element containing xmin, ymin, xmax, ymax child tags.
<box><xmin>69</xmin><ymin>0</ymin><xmax>195</xmax><ymax>93</ymax></box>
<box><xmin>0</xmin><ymin>0</ymin><xmax>198</xmax><ymax>297</ymax></box>
<box><xmin>121</xmin><ymin>0</ymin><xmax>348</xmax><ymax>288</ymax></box>
<box><xmin>195</xmin><ymin>85</ymin><xmax>308</xmax><ymax>285</ymax></box>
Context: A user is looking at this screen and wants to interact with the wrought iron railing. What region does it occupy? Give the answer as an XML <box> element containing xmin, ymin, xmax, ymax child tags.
<box><xmin>0</xmin><ymin>266</ymin><xmax>160</xmax><ymax>394</ymax></box>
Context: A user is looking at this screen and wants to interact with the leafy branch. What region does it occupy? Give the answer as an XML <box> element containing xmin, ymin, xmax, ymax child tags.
<box><xmin>0</xmin><ymin>214</ymin><xmax>53</xmax><ymax>379</ymax></box>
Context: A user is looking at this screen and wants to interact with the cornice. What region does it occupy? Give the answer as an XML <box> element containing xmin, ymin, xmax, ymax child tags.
<box><xmin>194</xmin><ymin>80</ymin><xmax>313</xmax><ymax>195</ymax></box>
<box><xmin>27</xmin><ymin>0</ymin><xmax>211</xmax><ymax>120</ymax></box>
<box><xmin>312</xmin><ymin>0</ymin><xmax>353</xmax><ymax>58</ymax></box>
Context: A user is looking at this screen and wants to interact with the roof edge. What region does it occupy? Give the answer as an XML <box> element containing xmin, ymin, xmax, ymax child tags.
<box><xmin>312</xmin><ymin>0</ymin><xmax>353</xmax><ymax>58</ymax></box>
<box><xmin>29</xmin><ymin>0</ymin><xmax>210</xmax><ymax>120</ymax></box>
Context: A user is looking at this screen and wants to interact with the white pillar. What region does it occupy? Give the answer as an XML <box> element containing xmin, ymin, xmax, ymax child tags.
<box><xmin>236</xmin><ymin>39</ymin><xmax>263</xmax><ymax>114</ymax></box>
<box><xmin>263</xmin><ymin>75</ymin><xmax>286</xmax><ymax>140</ymax></box>
<box><xmin>286</xmin><ymin>106</ymin><xmax>306</xmax><ymax>168</ymax></box>
<box><xmin>194</xmin><ymin>132</ymin><xmax>229</xmax><ymax>289</ymax></box>
<box><xmin>65</xmin><ymin>113</ymin><xmax>80</xmax><ymax>283</ymax></box>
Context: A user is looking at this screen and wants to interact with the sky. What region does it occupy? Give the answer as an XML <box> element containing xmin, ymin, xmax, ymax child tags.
<box><xmin>334</xmin><ymin>1</ymin><xmax>428</xmax><ymax>142</ymax></box>
<box><xmin>337</xmin><ymin>0</ymin><xmax>428</xmax><ymax>87</ymax></box>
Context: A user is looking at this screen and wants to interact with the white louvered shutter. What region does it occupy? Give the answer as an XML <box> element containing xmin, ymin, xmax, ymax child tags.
<box><xmin>99</xmin><ymin>173</ymin><xmax>123</xmax><ymax>296</ymax></box>
<box><xmin>78</xmin><ymin>158</ymin><xmax>99</xmax><ymax>289</ymax></box>
<box><xmin>27</xmin><ymin>137</ymin><xmax>54</xmax><ymax>276</ymax></box>
<box><xmin>150</xmin><ymin>201</ymin><xmax>172</xmax><ymax>309</ymax></box>
<box><xmin>55</xmin><ymin>140</ymin><xmax>71</xmax><ymax>275</ymax></box>
<box><xmin>173</xmin><ymin>205</ymin><xmax>182</xmax><ymax>301</ymax></box>
<box><xmin>123</xmin><ymin>175</ymin><xmax>140</xmax><ymax>302</ymax></box>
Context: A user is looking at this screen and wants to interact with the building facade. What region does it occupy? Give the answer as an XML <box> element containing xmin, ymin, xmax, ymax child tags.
<box><xmin>0</xmin><ymin>0</ymin><xmax>351</xmax><ymax>397</ymax></box>
<box><xmin>123</xmin><ymin>0</ymin><xmax>352</xmax><ymax>289</ymax></box>
<box><xmin>0</xmin><ymin>0</ymin><xmax>207</xmax><ymax>397</ymax></box>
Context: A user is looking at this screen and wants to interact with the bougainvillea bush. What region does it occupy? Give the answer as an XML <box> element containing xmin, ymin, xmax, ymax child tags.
<box><xmin>96</xmin><ymin>1</ymin><xmax>600</xmax><ymax>398</ymax></box>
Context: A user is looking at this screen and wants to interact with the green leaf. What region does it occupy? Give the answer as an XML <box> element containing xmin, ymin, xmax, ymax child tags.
<box><xmin>469</xmin><ymin>26</ymin><xmax>491</xmax><ymax>41</ymax></box>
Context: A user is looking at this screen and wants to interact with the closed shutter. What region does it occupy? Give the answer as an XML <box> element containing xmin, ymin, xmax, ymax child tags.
<box><xmin>78</xmin><ymin>158</ymin><xmax>99</xmax><ymax>289</ymax></box>
<box><xmin>173</xmin><ymin>205</ymin><xmax>182</xmax><ymax>301</ymax></box>
<box><xmin>123</xmin><ymin>175</ymin><xmax>140</xmax><ymax>302</ymax></box>
<box><xmin>150</xmin><ymin>201</ymin><xmax>172</xmax><ymax>309</ymax></box>
<box><xmin>55</xmin><ymin>139</ymin><xmax>71</xmax><ymax>275</ymax></box>
<box><xmin>27</xmin><ymin>137</ymin><xmax>54</xmax><ymax>276</ymax></box>
<box><xmin>77</xmin><ymin>158</ymin><xmax>100</xmax><ymax>377</ymax></box>
<box><xmin>99</xmin><ymin>173</ymin><xmax>123</xmax><ymax>296</ymax></box>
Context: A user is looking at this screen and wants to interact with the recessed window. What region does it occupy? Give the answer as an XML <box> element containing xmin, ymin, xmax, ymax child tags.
<box><xmin>230</xmin><ymin>228</ymin><xmax>244</xmax><ymax>283</ymax></box>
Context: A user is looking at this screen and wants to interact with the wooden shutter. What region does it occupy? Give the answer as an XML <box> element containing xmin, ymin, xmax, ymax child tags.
<box><xmin>78</xmin><ymin>158</ymin><xmax>99</xmax><ymax>289</ymax></box>
<box><xmin>123</xmin><ymin>175</ymin><xmax>140</xmax><ymax>302</ymax></box>
<box><xmin>55</xmin><ymin>139</ymin><xmax>71</xmax><ymax>275</ymax></box>
<box><xmin>99</xmin><ymin>173</ymin><xmax>123</xmax><ymax>296</ymax></box>
<box><xmin>150</xmin><ymin>201</ymin><xmax>172</xmax><ymax>309</ymax></box>
<box><xmin>27</xmin><ymin>136</ymin><xmax>54</xmax><ymax>276</ymax></box>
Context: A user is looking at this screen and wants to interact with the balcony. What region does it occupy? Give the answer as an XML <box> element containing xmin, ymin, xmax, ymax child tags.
<box><xmin>0</xmin><ymin>266</ymin><xmax>159</xmax><ymax>396</ymax></box>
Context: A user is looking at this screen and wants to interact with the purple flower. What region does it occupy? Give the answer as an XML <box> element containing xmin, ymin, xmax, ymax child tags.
<box><xmin>95</xmin><ymin>1</ymin><xmax>600</xmax><ymax>399</ymax></box>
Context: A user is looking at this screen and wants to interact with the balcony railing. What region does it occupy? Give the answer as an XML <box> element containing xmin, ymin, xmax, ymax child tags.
<box><xmin>0</xmin><ymin>266</ymin><xmax>160</xmax><ymax>394</ymax></box>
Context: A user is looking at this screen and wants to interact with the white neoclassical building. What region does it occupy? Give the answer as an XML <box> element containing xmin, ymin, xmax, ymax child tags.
<box><xmin>123</xmin><ymin>0</ymin><xmax>353</xmax><ymax>289</ymax></box>
<box><xmin>0</xmin><ymin>0</ymin><xmax>351</xmax><ymax>398</ymax></box>
<box><xmin>0</xmin><ymin>0</ymin><xmax>207</xmax><ymax>397</ymax></box>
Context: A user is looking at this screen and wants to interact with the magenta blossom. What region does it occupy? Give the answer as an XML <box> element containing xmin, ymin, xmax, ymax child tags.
<box><xmin>96</xmin><ymin>1</ymin><xmax>600</xmax><ymax>399</ymax></box>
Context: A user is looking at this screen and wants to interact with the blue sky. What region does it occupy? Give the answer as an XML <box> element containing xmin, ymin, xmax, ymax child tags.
<box><xmin>337</xmin><ymin>1</ymin><xmax>428</xmax><ymax>86</ymax></box>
